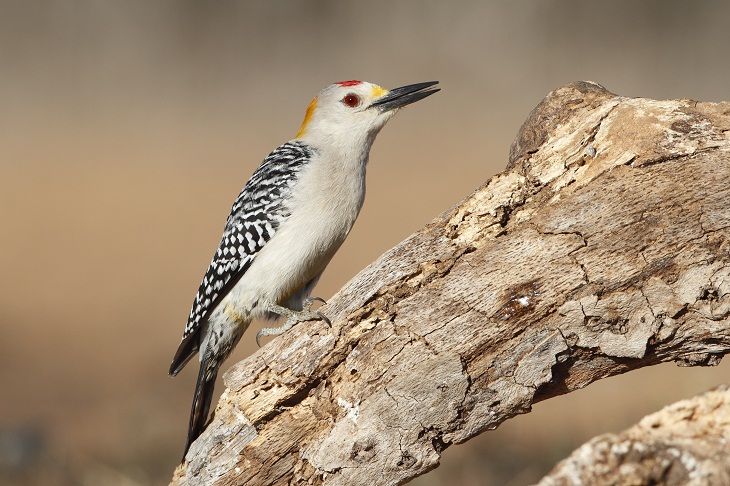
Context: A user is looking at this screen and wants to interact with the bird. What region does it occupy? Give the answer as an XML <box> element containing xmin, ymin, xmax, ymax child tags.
<box><xmin>169</xmin><ymin>79</ymin><xmax>440</xmax><ymax>459</ymax></box>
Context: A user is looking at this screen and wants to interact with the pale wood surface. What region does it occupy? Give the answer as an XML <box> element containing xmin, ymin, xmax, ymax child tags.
<box><xmin>171</xmin><ymin>81</ymin><xmax>730</xmax><ymax>486</ymax></box>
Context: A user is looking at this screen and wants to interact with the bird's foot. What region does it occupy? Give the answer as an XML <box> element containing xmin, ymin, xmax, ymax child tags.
<box><xmin>256</xmin><ymin>298</ymin><xmax>330</xmax><ymax>346</ymax></box>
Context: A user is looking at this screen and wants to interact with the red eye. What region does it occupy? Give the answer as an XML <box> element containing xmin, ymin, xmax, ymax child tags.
<box><xmin>343</xmin><ymin>94</ymin><xmax>360</xmax><ymax>107</ymax></box>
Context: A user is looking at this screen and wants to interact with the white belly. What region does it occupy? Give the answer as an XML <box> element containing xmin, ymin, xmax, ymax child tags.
<box><xmin>221</xmin><ymin>153</ymin><xmax>367</xmax><ymax>320</ymax></box>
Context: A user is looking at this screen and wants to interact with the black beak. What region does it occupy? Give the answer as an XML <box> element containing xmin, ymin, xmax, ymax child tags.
<box><xmin>371</xmin><ymin>81</ymin><xmax>440</xmax><ymax>111</ymax></box>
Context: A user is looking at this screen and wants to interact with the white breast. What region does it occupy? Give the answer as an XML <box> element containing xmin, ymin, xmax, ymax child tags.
<box><xmin>223</xmin><ymin>145</ymin><xmax>368</xmax><ymax>319</ymax></box>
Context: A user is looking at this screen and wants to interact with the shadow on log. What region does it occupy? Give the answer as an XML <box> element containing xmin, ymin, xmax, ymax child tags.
<box><xmin>171</xmin><ymin>82</ymin><xmax>730</xmax><ymax>486</ymax></box>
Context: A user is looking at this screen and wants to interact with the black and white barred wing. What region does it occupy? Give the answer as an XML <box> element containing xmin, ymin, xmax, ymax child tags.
<box><xmin>169</xmin><ymin>141</ymin><xmax>312</xmax><ymax>375</ymax></box>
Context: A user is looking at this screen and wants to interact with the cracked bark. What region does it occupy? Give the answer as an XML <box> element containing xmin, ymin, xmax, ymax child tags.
<box><xmin>170</xmin><ymin>81</ymin><xmax>730</xmax><ymax>486</ymax></box>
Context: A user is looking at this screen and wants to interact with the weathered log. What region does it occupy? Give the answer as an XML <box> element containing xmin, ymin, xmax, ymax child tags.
<box><xmin>171</xmin><ymin>81</ymin><xmax>730</xmax><ymax>486</ymax></box>
<box><xmin>535</xmin><ymin>385</ymin><xmax>730</xmax><ymax>486</ymax></box>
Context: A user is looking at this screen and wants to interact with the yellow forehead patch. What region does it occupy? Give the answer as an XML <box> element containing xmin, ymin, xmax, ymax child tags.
<box><xmin>371</xmin><ymin>85</ymin><xmax>388</xmax><ymax>99</ymax></box>
<box><xmin>296</xmin><ymin>97</ymin><xmax>317</xmax><ymax>138</ymax></box>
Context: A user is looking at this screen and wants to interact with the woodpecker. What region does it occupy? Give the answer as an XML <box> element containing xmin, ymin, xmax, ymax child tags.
<box><xmin>169</xmin><ymin>80</ymin><xmax>439</xmax><ymax>459</ymax></box>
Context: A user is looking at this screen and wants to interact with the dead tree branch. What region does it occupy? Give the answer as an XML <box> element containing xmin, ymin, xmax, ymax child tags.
<box><xmin>535</xmin><ymin>385</ymin><xmax>730</xmax><ymax>485</ymax></box>
<box><xmin>171</xmin><ymin>81</ymin><xmax>730</xmax><ymax>486</ymax></box>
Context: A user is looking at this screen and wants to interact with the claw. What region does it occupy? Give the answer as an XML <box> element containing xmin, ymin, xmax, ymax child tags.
<box><xmin>305</xmin><ymin>297</ymin><xmax>329</xmax><ymax>326</ymax></box>
<box><xmin>255</xmin><ymin>329</ymin><xmax>267</xmax><ymax>347</ymax></box>
<box><xmin>305</xmin><ymin>296</ymin><xmax>327</xmax><ymax>307</ymax></box>
<box><xmin>316</xmin><ymin>311</ymin><xmax>331</xmax><ymax>327</ymax></box>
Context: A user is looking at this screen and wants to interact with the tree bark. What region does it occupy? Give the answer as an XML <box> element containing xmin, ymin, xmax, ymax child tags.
<box><xmin>170</xmin><ymin>81</ymin><xmax>730</xmax><ymax>486</ymax></box>
<box><xmin>535</xmin><ymin>385</ymin><xmax>730</xmax><ymax>486</ymax></box>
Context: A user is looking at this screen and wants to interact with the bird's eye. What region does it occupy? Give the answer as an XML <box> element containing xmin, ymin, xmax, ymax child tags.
<box><xmin>343</xmin><ymin>94</ymin><xmax>360</xmax><ymax>107</ymax></box>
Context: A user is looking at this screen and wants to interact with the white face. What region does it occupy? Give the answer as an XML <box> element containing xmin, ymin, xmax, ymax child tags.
<box><xmin>295</xmin><ymin>81</ymin><xmax>397</xmax><ymax>142</ymax></box>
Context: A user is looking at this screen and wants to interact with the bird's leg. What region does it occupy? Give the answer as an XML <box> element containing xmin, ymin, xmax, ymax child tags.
<box><xmin>256</xmin><ymin>298</ymin><xmax>331</xmax><ymax>346</ymax></box>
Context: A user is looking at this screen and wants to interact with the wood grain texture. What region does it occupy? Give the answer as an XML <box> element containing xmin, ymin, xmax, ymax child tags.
<box><xmin>170</xmin><ymin>81</ymin><xmax>730</xmax><ymax>486</ymax></box>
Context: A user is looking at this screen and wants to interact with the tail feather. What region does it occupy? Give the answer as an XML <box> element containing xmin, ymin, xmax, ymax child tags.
<box><xmin>182</xmin><ymin>359</ymin><xmax>218</xmax><ymax>460</ymax></box>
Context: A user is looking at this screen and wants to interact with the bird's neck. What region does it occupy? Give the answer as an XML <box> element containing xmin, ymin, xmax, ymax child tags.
<box><xmin>299</xmin><ymin>124</ymin><xmax>382</xmax><ymax>168</ymax></box>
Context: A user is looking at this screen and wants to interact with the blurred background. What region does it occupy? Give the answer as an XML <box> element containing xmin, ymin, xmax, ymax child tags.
<box><xmin>2</xmin><ymin>1</ymin><xmax>729</xmax><ymax>485</ymax></box>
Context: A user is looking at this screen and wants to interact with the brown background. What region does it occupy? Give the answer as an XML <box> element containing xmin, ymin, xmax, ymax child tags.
<box><xmin>2</xmin><ymin>1</ymin><xmax>729</xmax><ymax>485</ymax></box>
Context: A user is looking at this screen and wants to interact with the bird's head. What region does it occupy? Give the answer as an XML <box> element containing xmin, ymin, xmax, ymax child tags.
<box><xmin>295</xmin><ymin>80</ymin><xmax>439</xmax><ymax>144</ymax></box>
